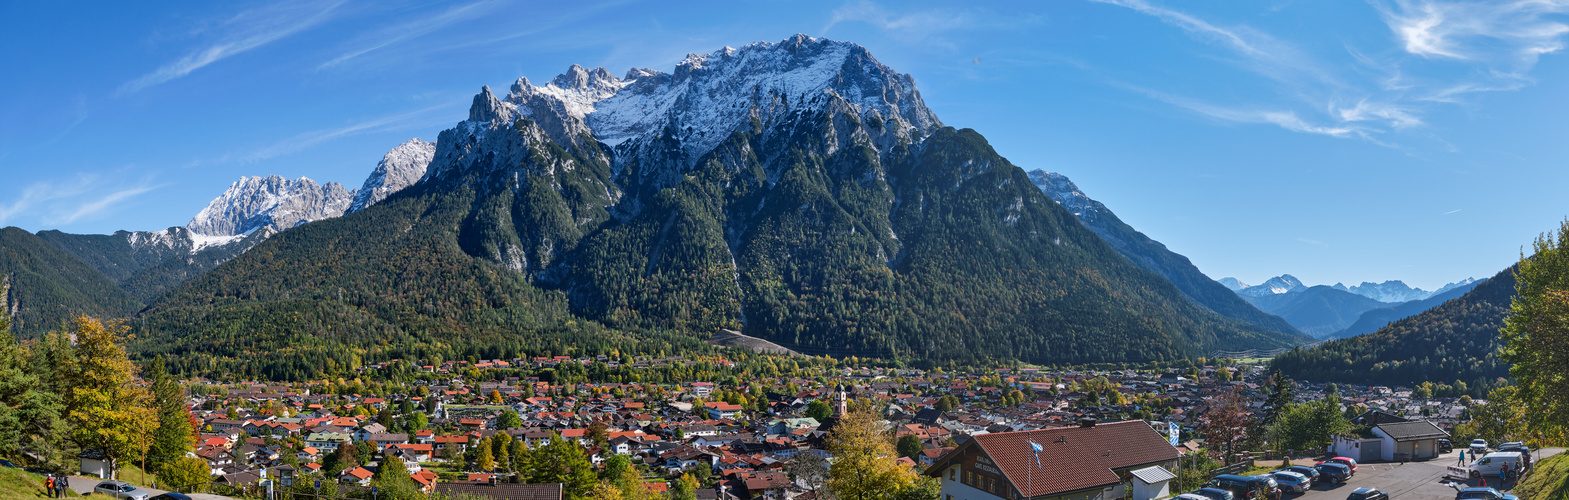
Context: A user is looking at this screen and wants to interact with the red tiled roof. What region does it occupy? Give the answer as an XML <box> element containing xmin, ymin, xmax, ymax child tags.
<box><xmin>931</xmin><ymin>421</ymin><xmax>1178</xmax><ymax>498</ymax></box>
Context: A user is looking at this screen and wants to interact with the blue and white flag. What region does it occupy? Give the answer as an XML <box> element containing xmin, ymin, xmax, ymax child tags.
<box><xmin>1029</xmin><ymin>440</ymin><xmax>1043</xmax><ymax>466</ymax></box>
<box><xmin>1168</xmin><ymin>422</ymin><xmax>1180</xmax><ymax>447</ymax></box>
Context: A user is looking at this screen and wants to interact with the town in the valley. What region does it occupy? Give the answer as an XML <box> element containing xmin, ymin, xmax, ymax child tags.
<box><xmin>59</xmin><ymin>351</ymin><xmax>1549</xmax><ymax>500</ymax></box>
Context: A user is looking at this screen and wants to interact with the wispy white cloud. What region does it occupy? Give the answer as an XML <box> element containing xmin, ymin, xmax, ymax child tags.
<box><xmin>119</xmin><ymin>0</ymin><xmax>344</xmax><ymax>95</ymax></box>
<box><xmin>0</xmin><ymin>172</ymin><xmax>162</xmax><ymax>226</ymax></box>
<box><xmin>1374</xmin><ymin>0</ymin><xmax>1569</xmax><ymax>65</ymax></box>
<box><xmin>1444</xmin><ymin>208</ymin><xmax>1463</xmax><ymax>214</ymax></box>
<box><xmin>235</xmin><ymin>103</ymin><xmax>459</xmax><ymax>163</ymax></box>
<box><xmin>1092</xmin><ymin>0</ymin><xmax>1265</xmax><ymax>58</ymax></box>
<box><xmin>1116</xmin><ymin>83</ymin><xmax>1358</xmax><ymax>138</ymax></box>
<box><xmin>823</xmin><ymin>1</ymin><xmax>1037</xmax><ymax>46</ymax></box>
<box><xmin>318</xmin><ymin>1</ymin><xmax>504</xmax><ymax>69</ymax></box>
<box><xmin>0</xmin><ymin>179</ymin><xmax>84</xmax><ymax>225</ymax></box>
<box><xmin>59</xmin><ymin>182</ymin><xmax>163</xmax><ymax>224</ymax></box>
<box><xmin>1088</xmin><ymin>0</ymin><xmax>1569</xmax><ymax>147</ymax></box>
<box><xmin>1333</xmin><ymin>99</ymin><xmax>1423</xmax><ymax>128</ymax></box>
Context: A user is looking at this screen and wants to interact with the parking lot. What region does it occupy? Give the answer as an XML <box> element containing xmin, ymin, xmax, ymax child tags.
<box><xmin>1289</xmin><ymin>448</ymin><xmax>1564</xmax><ymax>500</ymax></box>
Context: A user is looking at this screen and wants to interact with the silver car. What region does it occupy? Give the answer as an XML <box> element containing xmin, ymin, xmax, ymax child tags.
<box><xmin>1271</xmin><ymin>471</ymin><xmax>1310</xmax><ymax>493</ymax></box>
<box><xmin>94</xmin><ymin>481</ymin><xmax>151</xmax><ymax>500</ymax></box>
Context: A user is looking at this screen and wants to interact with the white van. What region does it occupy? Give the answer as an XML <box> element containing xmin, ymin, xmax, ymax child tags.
<box><xmin>1447</xmin><ymin>452</ymin><xmax>1526</xmax><ymax>480</ymax></box>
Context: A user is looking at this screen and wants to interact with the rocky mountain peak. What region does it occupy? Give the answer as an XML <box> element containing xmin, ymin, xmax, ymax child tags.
<box><xmin>1237</xmin><ymin>274</ymin><xmax>1308</xmax><ymax>298</ymax></box>
<box><xmin>468</xmin><ymin>85</ymin><xmax>516</xmax><ymax>125</ymax></box>
<box><xmin>186</xmin><ymin>175</ymin><xmax>355</xmax><ymax>237</ymax></box>
<box><xmin>1028</xmin><ymin>170</ymin><xmax>1108</xmax><ymax>223</ymax></box>
<box><xmin>350</xmin><ymin>138</ymin><xmax>437</xmax><ymax>213</ymax></box>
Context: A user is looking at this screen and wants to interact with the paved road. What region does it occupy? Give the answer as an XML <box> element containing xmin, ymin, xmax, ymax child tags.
<box><xmin>65</xmin><ymin>474</ymin><xmax>239</xmax><ymax>500</ymax></box>
<box><xmin>1289</xmin><ymin>448</ymin><xmax>1564</xmax><ymax>500</ymax></box>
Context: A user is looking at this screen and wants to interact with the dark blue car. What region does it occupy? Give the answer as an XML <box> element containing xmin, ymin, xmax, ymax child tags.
<box><xmin>1315</xmin><ymin>463</ymin><xmax>1352</xmax><ymax>484</ymax></box>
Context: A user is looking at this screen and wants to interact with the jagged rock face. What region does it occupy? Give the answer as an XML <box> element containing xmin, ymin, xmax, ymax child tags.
<box><xmin>349</xmin><ymin>138</ymin><xmax>436</xmax><ymax>213</ymax></box>
<box><xmin>426</xmin><ymin>34</ymin><xmax>941</xmax><ymax>190</ymax></box>
<box><xmin>187</xmin><ymin>175</ymin><xmax>355</xmax><ymax>237</ymax></box>
<box><xmin>1030</xmin><ymin>171</ymin><xmax>1108</xmax><ymax>224</ymax></box>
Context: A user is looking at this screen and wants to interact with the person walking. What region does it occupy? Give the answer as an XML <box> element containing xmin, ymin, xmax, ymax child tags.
<box><xmin>1459</xmin><ymin>449</ymin><xmax>1465</xmax><ymax>465</ymax></box>
<box><xmin>1502</xmin><ymin>462</ymin><xmax>1510</xmax><ymax>486</ymax></box>
<box><xmin>45</xmin><ymin>474</ymin><xmax>54</xmax><ymax>498</ymax></box>
<box><xmin>56</xmin><ymin>475</ymin><xmax>67</xmax><ymax>498</ymax></box>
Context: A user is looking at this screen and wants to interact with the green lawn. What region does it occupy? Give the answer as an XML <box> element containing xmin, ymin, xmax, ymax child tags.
<box><xmin>0</xmin><ymin>467</ymin><xmax>78</xmax><ymax>499</ymax></box>
<box><xmin>1516</xmin><ymin>453</ymin><xmax>1569</xmax><ymax>500</ymax></box>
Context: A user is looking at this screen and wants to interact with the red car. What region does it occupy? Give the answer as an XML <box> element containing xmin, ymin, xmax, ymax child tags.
<box><xmin>1317</xmin><ymin>457</ymin><xmax>1359</xmax><ymax>474</ymax></box>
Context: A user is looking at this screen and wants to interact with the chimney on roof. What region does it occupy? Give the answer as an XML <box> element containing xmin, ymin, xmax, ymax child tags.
<box><xmin>490</xmin><ymin>474</ymin><xmax>498</xmax><ymax>485</ymax></box>
<box><xmin>1079</xmin><ymin>418</ymin><xmax>1097</xmax><ymax>428</ymax></box>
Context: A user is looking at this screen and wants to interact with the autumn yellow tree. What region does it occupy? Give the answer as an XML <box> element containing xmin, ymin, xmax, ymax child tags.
<box><xmin>65</xmin><ymin>316</ymin><xmax>154</xmax><ymax>479</ymax></box>
<box><xmin>827</xmin><ymin>407</ymin><xmax>920</xmax><ymax>500</ymax></box>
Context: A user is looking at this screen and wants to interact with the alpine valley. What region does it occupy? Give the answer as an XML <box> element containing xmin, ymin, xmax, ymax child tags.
<box><xmin>4</xmin><ymin>36</ymin><xmax>1314</xmax><ymax>380</ymax></box>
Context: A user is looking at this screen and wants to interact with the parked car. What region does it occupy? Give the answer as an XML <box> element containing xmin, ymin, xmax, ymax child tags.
<box><xmin>1315</xmin><ymin>463</ymin><xmax>1353</xmax><ymax>484</ymax></box>
<box><xmin>1456</xmin><ymin>487</ymin><xmax>1519</xmax><ymax>500</ymax></box>
<box><xmin>1498</xmin><ymin>442</ymin><xmax>1523</xmax><ymax>450</ymax></box>
<box><xmin>1460</xmin><ymin>452</ymin><xmax>1527</xmax><ymax>479</ymax></box>
<box><xmin>1192</xmin><ymin>487</ymin><xmax>1237</xmax><ymax>500</ymax></box>
<box><xmin>94</xmin><ymin>481</ymin><xmax>151</xmax><ymax>500</ymax></box>
<box><xmin>1438</xmin><ymin>439</ymin><xmax>1454</xmax><ymax>453</ymax></box>
<box><xmin>1471</xmin><ymin>439</ymin><xmax>1490</xmax><ymax>455</ymax></box>
<box><xmin>1177</xmin><ymin>494</ymin><xmax>1215</xmax><ymax>500</ymax></box>
<box><xmin>1209</xmin><ymin>474</ymin><xmax>1280</xmax><ymax>500</ymax></box>
<box><xmin>1280</xmin><ymin>465</ymin><xmax>1320</xmax><ymax>483</ymax></box>
<box><xmin>1317</xmin><ymin>457</ymin><xmax>1359</xmax><ymax>474</ymax></box>
<box><xmin>151</xmin><ymin>494</ymin><xmax>194</xmax><ymax>500</ymax></box>
<box><xmin>1271</xmin><ymin>471</ymin><xmax>1311</xmax><ymax>493</ymax></box>
<box><xmin>1347</xmin><ymin>488</ymin><xmax>1389</xmax><ymax>500</ymax></box>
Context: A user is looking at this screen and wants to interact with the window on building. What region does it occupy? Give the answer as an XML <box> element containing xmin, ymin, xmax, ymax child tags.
<box><xmin>949</xmin><ymin>469</ymin><xmax>956</xmax><ymax>481</ymax></box>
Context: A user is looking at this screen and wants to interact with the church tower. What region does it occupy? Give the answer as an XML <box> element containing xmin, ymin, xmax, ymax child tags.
<box><xmin>834</xmin><ymin>384</ymin><xmax>848</xmax><ymax>417</ymax></box>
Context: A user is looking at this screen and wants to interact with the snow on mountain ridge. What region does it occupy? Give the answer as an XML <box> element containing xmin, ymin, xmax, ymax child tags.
<box><xmin>1217</xmin><ymin>277</ymin><xmax>1250</xmax><ymax>291</ymax></box>
<box><xmin>1027</xmin><ymin>170</ymin><xmax>1106</xmax><ymax>222</ymax></box>
<box><xmin>349</xmin><ymin>138</ymin><xmax>437</xmax><ymax>213</ymax></box>
<box><xmin>187</xmin><ymin>175</ymin><xmax>355</xmax><ymax>237</ymax></box>
<box><xmin>475</xmin><ymin>35</ymin><xmax>940</xmax><ymax>177</ymax></box>
<box><xmin>1238</xmin><ymin>275</ymin><xmax>1307</xmax><ymax>298</ymax></box>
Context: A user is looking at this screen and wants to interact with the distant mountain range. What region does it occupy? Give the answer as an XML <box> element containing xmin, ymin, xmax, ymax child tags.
<box><xmin>0</xmin><ymin>138</ymin><xmax>435</xmax><ymax>333</ymax></box>
<box><xmin>1219</xmin><ymin>273</ymin><xmax>1481</xmax><ymax>338</ymax></box>
<box><xmin>1271</xmin><ymin>266</ymin><xmax>1514</xmax><ymax>395</ymax></box>
<box><xmin>3</xmin><ymin>36</ymin><xmax>1309</xmax><ymax>378</ymax></box>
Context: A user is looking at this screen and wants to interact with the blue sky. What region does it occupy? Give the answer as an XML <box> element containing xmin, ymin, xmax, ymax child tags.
<box><xmin>3</xmin><ymin>0</ymin><xmax>1568</xmax><ymax>290</ymax></box>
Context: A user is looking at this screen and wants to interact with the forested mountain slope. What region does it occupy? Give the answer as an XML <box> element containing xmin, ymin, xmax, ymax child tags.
<box><xmin>1029</xmin><ymin>170</ymin><xmax>1300</xmax><ymax>336</ymax></box>
<box><xmin>0</xmin><ymin>227</ymin><xmax>142</xmax><ymax>334</ymax></box>
<box><xmin>36</xmin><ymin>227</ymin><xmax>274</xmax><ymax>302</ymax></box>
<box><xmin>1328</xmin><ymin>279</ymin><xmax>1481</xmax><ymax>339</ymax></box>
<box><xmin>1270</xmin><ymin>266</ymin><xmax>1515</xmax><ymax>394</ymax></box>
<box><xmin>133</xmin><ymin>36</ymin><xmax>1306</xmax><ymax>379</ymax></box>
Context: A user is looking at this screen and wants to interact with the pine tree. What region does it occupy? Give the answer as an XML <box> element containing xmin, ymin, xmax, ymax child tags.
<box><xmin>527</xmin><ymin>432</ymin><xmax>597</xmax><ymax>500</ymax></box>
<box><xmin>147</xmin><ymin>356</ymin><xmax>194</xmax><ymax>473</ymax></box>
<box><xmin>0</xmin><ymin>308</ymin><xmax>64</xmax><ymax>463</ymax></box>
